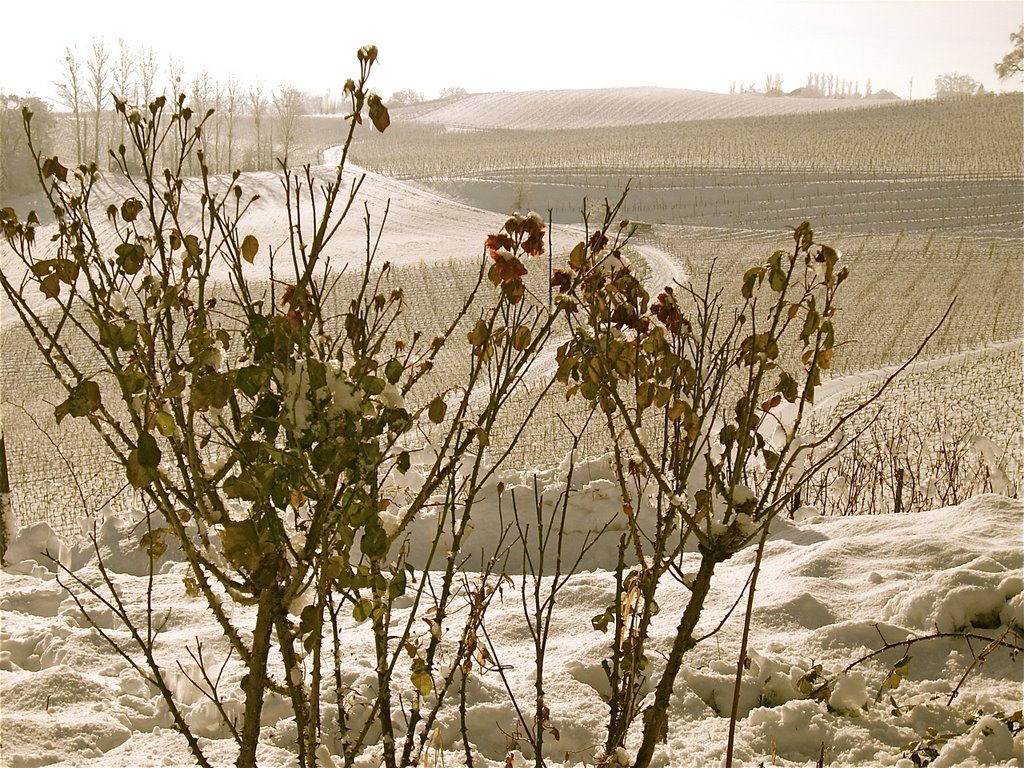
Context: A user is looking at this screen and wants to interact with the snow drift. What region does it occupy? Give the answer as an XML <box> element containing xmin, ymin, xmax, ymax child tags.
<box><xmin>1</xmin><ymin>480</ymin><xmax>1021</xmax><ymax>768</ymax></box>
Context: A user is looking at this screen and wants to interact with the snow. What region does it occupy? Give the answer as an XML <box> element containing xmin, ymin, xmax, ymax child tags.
<box><xmin>395</xmin><ymin>88</ymin><xmax>874</xmax><ymax>132</ymax></box>
<box><xmin>1</xmin><ymin>472</ymin><xmax>1021</xmax><ymax>767</ymax></box>
<box><xmin>0</xmin><ymin>166</ymin><xmax>512</xmax><ymax>332</ymax></box>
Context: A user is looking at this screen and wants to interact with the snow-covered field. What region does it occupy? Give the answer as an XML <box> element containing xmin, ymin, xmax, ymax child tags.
<box><xmin>393</xmin><ymin>87</ymin><xmax>877</xmax><ymax>131</ymax></box>
<box><xmin>2</xmin><ymin>474</ymin><xmax>1021</xmax><ymax>768</ymax></box>
<box><xmin>0</xmin><ymin>101</ymin><xmax>1020</xmax><ymax>768</ymax></box>
<box><xmin>0</xmin><ymin>164</ymin><xmax>509</xmax><ymax>332</ymax></box>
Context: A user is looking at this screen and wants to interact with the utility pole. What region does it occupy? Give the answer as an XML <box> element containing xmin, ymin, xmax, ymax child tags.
<box><xmin>909</xmin><ymin>79</ymin><xmax>913</xmax><ymax>101</ymax></box>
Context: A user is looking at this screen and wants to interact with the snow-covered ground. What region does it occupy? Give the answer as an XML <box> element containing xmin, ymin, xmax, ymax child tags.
<box><xmin>2</xmin><ymin>465</ymin><xmax>1021</xmax><ymax>768</ymax></box>
<box><xmin>0</xmin><ymin>165</ymin><xmax>511</xmax><ymax>332</ymax></box>
<box><xmin>1</xmin><ymin>157</ymin><xmax>1020</xmax><ymax>768</ymax></box>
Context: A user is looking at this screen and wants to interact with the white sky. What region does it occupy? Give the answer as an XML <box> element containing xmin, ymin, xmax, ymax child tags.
<box><xmin>2</xmin><ymin>1</ymin><xmax>1021</xmax><ymax>104</ymax></box>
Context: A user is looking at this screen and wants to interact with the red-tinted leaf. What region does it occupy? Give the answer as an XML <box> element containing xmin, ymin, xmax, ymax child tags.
<box><xmin>281</xmin><ymin>284</ymin><xmax>296</xmax><ymax>307</ymax></box>
<box><xmin>493</xmin><ymin>254</ymin><xmax>527</xmax><ymax>285</ymax></box>
<box><xmin>485</xmin><ymin>233</ymin><xmax>514</xmax><ymax>257</ymax></box>
<box><xmin>551</xmin><ymin>268</ymin><xmax>573</xmax><ymax>293</ymax></box>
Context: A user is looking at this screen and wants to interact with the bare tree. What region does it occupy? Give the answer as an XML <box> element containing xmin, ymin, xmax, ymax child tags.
<box><xmin>763</xmin><ymin>73</ymin><xmax>783</xmax><ymax>95</ymax></box>
<box><xmin>167</xmin><ymin>55</ymin><xmax>184</xmax><ymax>99</ymax></box>
<box><xmin>162</xmin><ymin>56</ymin><xmax>185</xmax><ymax>169</ymax></box>
<box><xmin>248</xmin><ymin>82</ymin><xmax>266</xmax><ymax>170</ymax></box>
<box><xmin>272</xmin><ymin>85</ymin><xmax>304</xmax><ymax>165</ymax></box>
<box><xmin>112</xmin><ymin>39</ymin><xmax>136</xmax><ymax>102</ymax></box>
<box><xmin>138</xmin><ymin>46</ymin><xmax>159</xmax><ymax>105</ymax></box>
<box><xmin>85</xmin><ymin>38</ymin><xmax>111</xmax><ymax>163</ymax></box>
<box><xmin>0</xmin><ymin>94</ymin><xmax>54</xmax><ymax>193</ymax></box>
<box><xmin>189</xmin><ymin>72</ymin><xmax>212</xmax><ymax>114</ymax></box>
<box><xmin>212</xmin><ymin>81</ymin><xmax>225</xmax><ymax>172</ymax></box>
<box><xmin>111</xmin><ymin>39</ymin><xmax>135</xmax><ymax>155</ymax></box>
<box><xmin>0</xmin><ymin>95</ymin><xmax>14</xmax><ymax>191</ymax></box>
<box><xmin>225</xmin><ymin>77</ymin><xmax>240</xmax><ymax>171</ymax></box>
<box><xmin>55</xmin><ymin>47</ymin><xmax>86</xmax><ymax>163</ymax></box>
<box><xmin>189</xmin><ymin>70</ymin><xmax>214</xmax><ymax>172</ymax></box>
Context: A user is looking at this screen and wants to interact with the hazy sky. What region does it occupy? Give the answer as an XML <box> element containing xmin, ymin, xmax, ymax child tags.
<box><xmin>2</xmin><ymin>1</ymin><xmax>1021</xmax><ymax>104</ymax></box>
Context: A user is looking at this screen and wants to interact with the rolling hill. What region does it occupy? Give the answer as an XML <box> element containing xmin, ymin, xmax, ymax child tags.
<box><xmin>394</xmin><ymin>86</ymin><xmax>887</xmax><ymax>130</ymax></box>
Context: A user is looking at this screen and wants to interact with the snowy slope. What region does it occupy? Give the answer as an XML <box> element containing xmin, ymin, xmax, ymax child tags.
<box><xmin>0</xmin><ymin>165</ymin><xmax>510</xmax><ymax>331</ymax></box>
